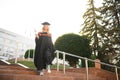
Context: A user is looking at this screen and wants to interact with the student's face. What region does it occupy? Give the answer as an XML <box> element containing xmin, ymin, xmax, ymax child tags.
<box><xmin>42</xmin><ymin>25</ymin><xmax>49</xmax><ymax>32</ymax></box>
<box><xmin>43</xmin><ymin>25</ymin><xmax>49</xmax><ymax>29</ymax></box>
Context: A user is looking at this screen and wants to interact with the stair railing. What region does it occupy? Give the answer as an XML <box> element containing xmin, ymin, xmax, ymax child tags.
<box><xmin>55</xmin><ymin>50</ymin><xmax>120</xmax><ymax>80</ymax></box>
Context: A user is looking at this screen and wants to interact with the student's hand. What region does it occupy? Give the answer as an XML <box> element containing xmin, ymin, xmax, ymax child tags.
<box><xmin>35</xmin><ymin>34</ymin><xmax>39</xmax><ymax>39</ymax></box>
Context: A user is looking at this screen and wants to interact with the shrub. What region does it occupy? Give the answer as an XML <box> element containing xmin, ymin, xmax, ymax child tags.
<box><xmin>24</xmin><ymin>49</ymin><xmax>35</xmax><ymax>59</ymax></box>
<box><xmin>55</xmin><ymin>33</ymin><xmax>92</xmax><ymax>67</ymax></box>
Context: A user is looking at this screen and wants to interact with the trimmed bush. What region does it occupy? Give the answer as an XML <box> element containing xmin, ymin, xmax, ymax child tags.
<box><xmin>55</xmin><ymin>33</ymin><xmax>92</xmax><ymax>67</ymax></box>
<box><xmin>24</xmin><ymin>49</ymin><xmax>35</xmax><ymax>59</ymax></box>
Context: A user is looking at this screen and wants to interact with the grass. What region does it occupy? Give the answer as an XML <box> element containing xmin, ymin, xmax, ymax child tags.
<box><xmin>8</xmin><ymin>60</ymin><xmax>36</xmax><ymax>69</ymax></box>
<box><xmin>18</xmin><ymin>61</ymin><xmax>36</xmax><ymax>69</ymax></box>
<box><xmin>8</xmin><ymin>60</ymin><xmax>70</xmax><ymax>70</ymax></box>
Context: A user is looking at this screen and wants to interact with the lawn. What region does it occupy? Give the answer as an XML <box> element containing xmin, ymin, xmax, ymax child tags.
<box><xmin>8</xmin><ymin>60</ymin><xmax>70</xmax><ymax>70</ymax></box>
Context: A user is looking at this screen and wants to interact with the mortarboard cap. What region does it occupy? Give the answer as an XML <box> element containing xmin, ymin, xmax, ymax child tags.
<box><xmin>42</xmin><ymin>22</ymin><xmax>51</xmax><ymax>25</ymax></box>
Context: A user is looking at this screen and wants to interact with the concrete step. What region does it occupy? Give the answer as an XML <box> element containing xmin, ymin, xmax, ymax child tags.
<box><xmin>0</xmin><ymin>72</ymin><xmax>106</xmax><ymax>80</ymax></box>
<box><xmin>0</xmin><ymin>65</ymin><xmax>29</xmax><ymax>70</ymax></box>
<box><xmin>0</xmin><ymin>60</ymin><xmax>112</xmax><ymax>80</ymax></box>
<box><xmin>66</xmin><ymin>68</ymin><xmax>118</xmax><ymax>80</ymax></box>
<box><xmin>0</xmin><ymin>69</ymin><xmax>38</xmax><ymax>75</ymax></box>
<box><xmin>0</xmin><ymin>65</ymin><xmax>106</xmax><ymax>80</ymax></box>
<box><xmin>0</xmin><ymin>60</ymin><xmax>9</xmax><ymax>65</ymax></box>
<box><xmin>0</xmin><ymin>68</ymin><xmax>105</xmax><ymax>78</ymax></box>
<box><xmin>0</xmin><ymin>74</ymin><xmax>72</xmax><ymax>80</ymax></box>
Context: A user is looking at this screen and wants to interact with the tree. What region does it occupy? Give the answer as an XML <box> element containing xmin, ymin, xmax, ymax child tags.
<box><xmin>99</xmin><ymin>0</ymin><xmax>120</xmax><ymax>65</ymax></box>
<box><xmin>54</xmin><ymin>33</ymin><xmax>92</xmax><ymax>67</ymax></box>
<box><xmin>81</xmin><ymin>0</ymin><xmax>120</xmax><ymax>72</ymax></box>
<box><xmin>80</xmin><ymin>0</ymin><xmax>102</xmax><ymax>56</ymax></box>
<box><xmin>24</xmin><ymin>49</ymin><xmax>35</xmax><ymax>59</ymax></box>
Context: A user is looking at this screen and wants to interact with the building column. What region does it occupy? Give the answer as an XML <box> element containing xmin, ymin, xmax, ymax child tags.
<box><xmin>1</xmin><ymin>38</ymin><xmax>5</xmax><ymax>56</ymax></box>
<box><xmin>15</xmin><ymin>42</ymin><xmax>18</xmax><ymax>63</ymax></box>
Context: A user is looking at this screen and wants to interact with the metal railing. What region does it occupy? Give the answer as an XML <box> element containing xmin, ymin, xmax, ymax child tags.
<box><xmin>55</xmin><ymin>50</ymin><xmax>120</xmax><ymax>80</ymax></box>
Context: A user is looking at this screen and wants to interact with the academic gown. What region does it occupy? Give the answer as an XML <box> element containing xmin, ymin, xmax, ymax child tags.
<box><xmin>34</xmin><ymin>32</ymin><xmax>55</xmax><ymax>70</ymax></box>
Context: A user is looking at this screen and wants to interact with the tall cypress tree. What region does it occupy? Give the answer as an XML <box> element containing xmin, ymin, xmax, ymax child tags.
<box><xmin>81</xmin><ymin>0</ymin><xmax>102</xmax><ymax>56</ymax></box>
<box><xmin>81</xmin><ymin>0</ymin><xmax>120</xmax><ymax>70</ymax></box>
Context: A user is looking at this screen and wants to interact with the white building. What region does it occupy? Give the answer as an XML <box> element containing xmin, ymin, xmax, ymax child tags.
<box><xmin>0</xmin><ymin>28</ymin><xmax>35</xmax><ymax>60</ymax></box>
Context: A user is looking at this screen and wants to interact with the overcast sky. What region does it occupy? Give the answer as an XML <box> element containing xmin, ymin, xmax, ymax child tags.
<box><xmin>0</xmin><ymin>0</ymin><xmax>101</xmax><ymax>42</ymax></box>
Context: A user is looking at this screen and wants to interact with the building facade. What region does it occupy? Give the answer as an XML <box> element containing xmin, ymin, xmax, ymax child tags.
<box><xmin>0</xmin><ymin>28</ymin><xmax>35</xmax><ymax>60</ymax></box>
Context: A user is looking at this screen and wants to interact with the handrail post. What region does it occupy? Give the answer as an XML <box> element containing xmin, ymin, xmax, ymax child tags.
<box><xmin>56</xmin><ymin>51</ymin><xmax>60</xmax><ymax>71</ymax></box>
<box><xmin>115</xmin><ymin>66</ymin><xmax>119</xmax><ymax>80</ymax></box>
<box><xmin>55</xmin><ymin>50</ymin><xmax>120</xmax><ymax>80</ymax></box>
<box><xmin>63</xmin><ymin>52</ymin><xmax>66</xmax><ymax>74</ymax></box>
<box><xmin>85</xmin><ymin>58</ymin><xmax>89</xmax><ymax>80</ymax></box>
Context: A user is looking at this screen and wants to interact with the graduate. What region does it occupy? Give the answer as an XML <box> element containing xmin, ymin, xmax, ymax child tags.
<box><xmin>34</xmin><ymin>22</ymin><xmax>55</xmax><ymax>76</ymax></box>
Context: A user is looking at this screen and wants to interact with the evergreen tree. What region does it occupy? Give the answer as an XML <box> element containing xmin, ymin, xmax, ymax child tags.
<box><xmin>99</xmin><ymin>0</ymin><xmax>120</xmax><ymax>65</ymax></box>
<box><xmin>81</xmin><ymin>0</ymin><xmax>120</xmax><ymax>71</ymax></box>
<box><xmin>81</xmin><ymin>0</ymin><xmax>102</xmax><ymax>56</ymax></box>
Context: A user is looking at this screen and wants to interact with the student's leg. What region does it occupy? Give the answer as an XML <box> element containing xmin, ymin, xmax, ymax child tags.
<box><xmin>40</xmin><ymin>69</ymin><xmax>44</xmax><ymax>76</ymax></box>
<box><xmin>47</xmin><ymin>64</ymin><xmax>51</xmax><ymax>73</ymax></box>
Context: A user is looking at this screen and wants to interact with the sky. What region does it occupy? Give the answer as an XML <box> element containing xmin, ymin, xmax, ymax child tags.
<box><xmin>0</xmin><ymin>0</ymin><xmax>102</xmax><ymax>42</ymax></box>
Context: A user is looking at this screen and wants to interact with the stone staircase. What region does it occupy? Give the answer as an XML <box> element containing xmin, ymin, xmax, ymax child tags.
<box><xmin>0</xmin><ymin>60</ymin><xmax>119</xmax><ymax>80</ymax></box>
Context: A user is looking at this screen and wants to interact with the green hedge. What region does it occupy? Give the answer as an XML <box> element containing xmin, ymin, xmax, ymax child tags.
<box><xmin>55</xmin><ymin>33</ymin><xmax>92</xmax><ymax>67</ymax></box>
<box><xmin>24</xmin><ymin>49</ymin><xmax>35</xmax><ymax>59</ymax></box>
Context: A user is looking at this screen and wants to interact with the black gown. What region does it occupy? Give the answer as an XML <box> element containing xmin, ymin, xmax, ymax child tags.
<box><xmin>34</xmin><ymin>32</ymin><xmax>55</xmax><ymax>70</ymax></box>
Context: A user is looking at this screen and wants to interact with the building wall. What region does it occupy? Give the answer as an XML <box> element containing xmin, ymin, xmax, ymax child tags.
<box><xmin>0</xmin><ymin>28</ymin><xmax>35</xmax><ymax>60</ymax></box>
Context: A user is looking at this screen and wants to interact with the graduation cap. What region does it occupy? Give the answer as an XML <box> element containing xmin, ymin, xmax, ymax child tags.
<box><xmin>42</xmin><ymin>22</ymin><xmax>51</xmax><ymax>25</ymax></box>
